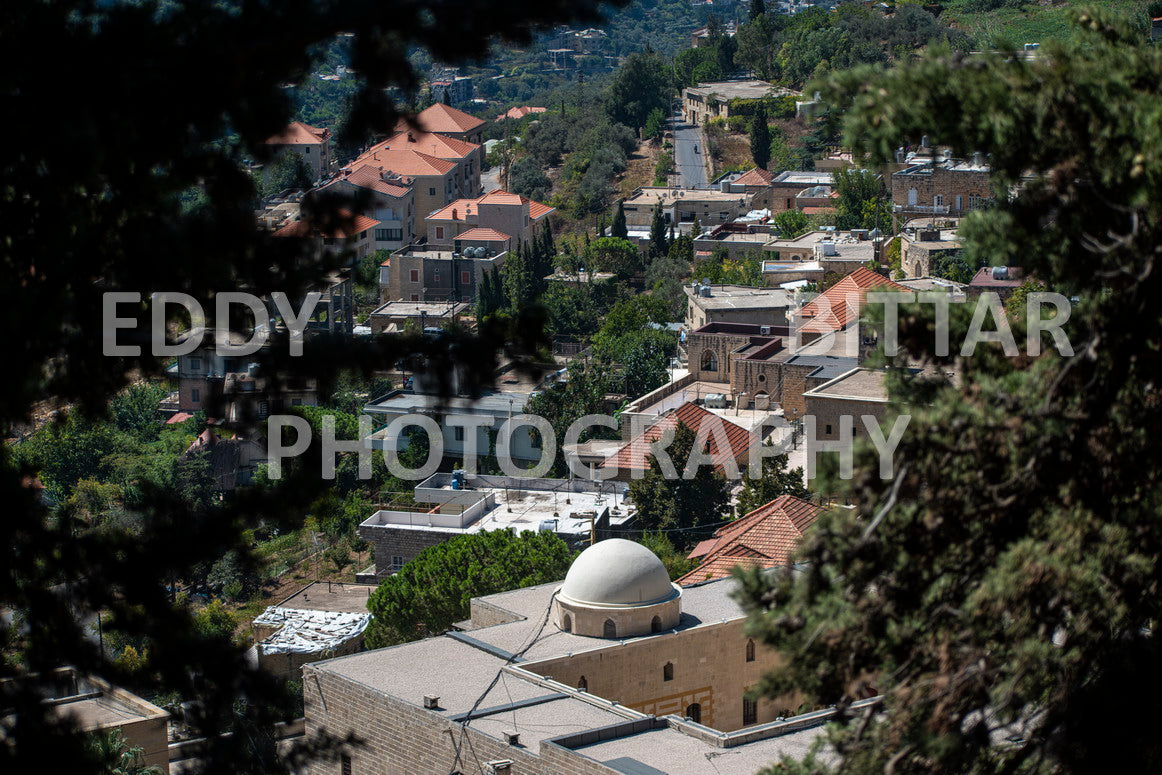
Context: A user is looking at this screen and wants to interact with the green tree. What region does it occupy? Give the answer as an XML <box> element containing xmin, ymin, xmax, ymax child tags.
<box><xmin>508</xmin><ymin>155</ymin><xmax>551</xmax><ymax>201</ymax></box>
<box><xmin>587</xmin><ymin>236</ymin><xmax>641</xmax><ymax>279</ymax></box>
<box><xmin>611</xmin><ymin>199</ymin><xmax>629</xmax><ymax>240</ymax></box>
<box><xmin>773</xmin><ymin>209</ymin><xmax>810</xmax><ymax>239</ymax></box>
<box><xmin>648</xmin><ymin>202</ymin><xmax>669</xmax><ymax>258</ymax></box>
<box><xmin>1005</xmin><ymin>278</ymin><xmax>1049</xmax><ymax>319</ymax></box>
<box><xmin>736</xmin><ymin>449</ymin><xmax>808</xmax><ymax>515</ymax></box>
<box><xmin>738</xmin><ymin>11</ymin><xmax>1162</xmax><ymax>775</ymax></box>
<box><xmin>628</xmin><ymin>422</ymin><xmax>731</xmax><ymax>546</ymax></box>
<box><xmin>639</xmin><ymin>531</ymin><xmax>697</xmax><ymax>581</ymax></box>
<box><xmin>643</xmin><ymin>108</ymin><xmax>667</xmax><ymax>143</ymax></box>
<box><xmin>750</xmin><ymin>104</ymin><xmax>771</xmax><ymax>170</ymax></box>
<box><xmin>262</xmin><ymin>151</ymin><xmax>314</xmax><ymax>197</ymax></box>
<box><xmin>832</xmin><ymin>167</ymin><xmax>885</xmax><ymax>231</ymax></box>
<box><xmin>365</xmin><ymin>530</ymin><xmax>575</xmax><ymax>647</ymax></box>
<box><xmin>606</xmin><ymin>51</ymin><xmax>673</xmax><ymax>131</ymax></box>
<box><xmin>110</xmin><ymin>383</ymin><xmax>169</xmax><ymax>441</ymax></box>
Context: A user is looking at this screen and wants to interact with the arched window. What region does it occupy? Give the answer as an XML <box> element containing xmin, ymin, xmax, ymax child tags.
<box><xmin>701</xmin><ymin>349</ymin><xmax>718</xmax><ymax>372</ymax></box>
<box><xmin>561</xmin><ymin>613</ymin><xmax>571</xmax><ymax>632</ymax></box>
<box><xmin>577</xmin><ymin>676</ymin><xmax>587</xmax><ymax>692</ymax></box>
<box><xmin>603</xmin><ymin>619</ymin><xmax>616</xmax><ymax>638</ymax></box>
<box><xmin>746</xmin><ymin>639</ymin><xmax>755</xmax><ymax>663</ymax></box>
<box><xmin>663</xmin><ymin>662</ymin><xmax>674</xmax><ymax>682</ymax></box>
<box><xmin>685</xmin><ymin>703</ymin><xmax>701</xmax><ymax>724</ymax></box>
<box><xmin>651</xmin><ymin>615</ymin><xmax>662</xmax><ymax>633</ymax></box>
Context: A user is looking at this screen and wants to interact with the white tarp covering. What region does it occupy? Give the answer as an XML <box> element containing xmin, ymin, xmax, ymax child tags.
<box><xmin>254</xmin><ymin>607</ymin><xmax>371</xmax><ymax>655</ymax></box>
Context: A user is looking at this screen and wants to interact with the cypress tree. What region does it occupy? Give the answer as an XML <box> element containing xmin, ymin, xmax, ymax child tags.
<box><xmin>648</xmin><ymin>202</ymin><xmax>669</xmax><ymax>258</ymax></box>
<box><xmin>612</xmin><ymin>200</ymin><xmax>628</xmax><ymax>240</ymax></box>
<box><xmin>750</xmin><ymin>104</ymin><xmax>771</xmax><ymax>170</ymax></box>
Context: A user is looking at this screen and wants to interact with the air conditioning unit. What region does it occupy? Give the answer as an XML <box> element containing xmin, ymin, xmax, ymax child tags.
<box><xmin>760</xmin><ymin>325</ymin><xmax>771</xmax><ymax>335</ymax></box>
<box><xmin>503</xmin><ymin>731</ymin><xmax>521</xmax><ymax>746</ymax></box>
<box><xmin>485</xmin><ymin>761</ymin><xmax>513</xmax><ymax>774</ymax></box>
<box><xmin>423</xmin><ymin>695</ymin><xmax>440</xmax><ymax>709</ymax></box>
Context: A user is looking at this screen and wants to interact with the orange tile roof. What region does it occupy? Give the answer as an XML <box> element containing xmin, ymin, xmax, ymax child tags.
<box><xmin>325</xmin><ymin>164</ymin><xmax>411</xmax><ymax>198</ymax></box>
<box><xmin>599</xmin><ymin>402</ymin><xmax>754</xmax><ymax>474</ymax></box>
<box><xmin>426</xmin><ymin>190</ymin><xmax>556</xmax><ymax>222</ymax></box>
<box><xmin>498</xmin><ymin>106</ymin><xmax>548</xmax><ymax>121</ymax></box>
<box><xmin>347</xmin><ymin>148</ymin><xmax>457</xmax><ymax>177</ymax></box>
<box><xmin>402</xmin><ymin>102</ymin><xmax>486</xmax><ymax>134</ymax></box>
<box><xmin>677</xmin><ymin>495</ymin><xmax>821</xmax><ymax>586</ymax></box>
<box><xmin>273</xmin><ymin>211</ymin><xmax>380</xmax><ymax>239</ymax></box>
<box><xmin>454</xmin><ymin>227</ymin><xmax>511</xmax><ymax>242</ymax></box>
<box><xmin>733</xmin><ymin>168</ymin><xmax>774</xmax><ymax>187</ymax></box>
<box><xmin>265</xmin><ymin>121</ymin><xmax>330</xmax><ymax>145</ymax></box>
<box><xmin>367</xmin><ymin>130</ymin><xmax>479</xmax><ymax>161</ymax></box>
<box><xmin>797</xmin><ymin>266</ymin><xmax>908</xmax><ymax>334</ymax></box>
<box><xmin>801</xmin><ymin>206</ymin><xmax>837</xmax><ymax>215</ymax></box>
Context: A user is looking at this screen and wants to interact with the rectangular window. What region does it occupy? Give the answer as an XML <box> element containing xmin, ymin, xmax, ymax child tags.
<box><xmin>429</xmin><ymin>187</ymin><xmax>436</xmax><ymax>196</ymax></box>
<box><xmin>189</xmin><ymin>357</ymin><xmax>202</xmax><ymax>372</ymax></box>
<box><xmin>340</xmin><ymin>754</ymin><xmax>351</xmax><ymax>775</ymax></box>
<box><xmin>191</xmin><ymin>388</ymin><xmax>200</xmax><ymax>403</ymax></box>
<box><xmin>743</xmin><ymin>697</ymin><xmax>758</xmax><ymax>725</ymax></box>
<box><xmin>304</xmin><ymin>147</ymin><xmax>311</xmax><ymax>154</ymax></box>
<box><xmin>461</xmin><ymin>271</ymin><xmax>471</xmax><ymax>284</ymax></box>
<box><xmin>934</xmin><ymin>195</ymin><xmax>944</xmax><ymax>207</ymax></box>
<box><xmin>359</xmin><ymin>230</ymin><xmax>367</xmax><ymax>239</ymax></box>
<box><xmin>453</xmin><ymin>426</ymin><xmax>465</xmax><ymax>442</ymax></box>
<box><xmin>390</xmin><ymin>556</ymin><xmax>404</xmax><ymax>571</ymax></box>
<box><xmin>409</xmin><ymin>269</ymin><xmax>419</xmax><ymax>283</ymax></box>
<box><xmin>291</xmin><ymin>398</ymin><xmax>302</xmax><ymax>407</ymax></box>
<box><xmin>436</xmin><ymin>227</ymin><xmax>445</xmax><ymax>239</ymax></box>
<box><xmin>825</xmin><ymin>424</ymin><xmax>833</xmax><ymax>435</ymax></box>
<box><xmin>411</xmin><ymin>294</ymin><xmax>419</xmax><ymax>301</ymax></box>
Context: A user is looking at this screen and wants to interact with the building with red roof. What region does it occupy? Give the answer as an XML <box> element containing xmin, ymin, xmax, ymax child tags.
<box><xmin>497</xmin><ymin>105</ymin><xmax>548</xmax><ymax>121</ymax></box>
<box><xmin>793</xmin><ymin>266</ymin><xmax>909</xmax><ymax>337</ymax></box>
<box><xmin>318</xmin><ymin>165</ymin><xmax>416</xmax><ymax>253</ymax></box>
<box><xmin>598</xmin><ymin>401</ymin><xmax>756</xmax><ymax>482</ymax></box>
<box><xmin>396</xmin><ymin>102</ymin><xmax>485</xmax><ymax>145</ymax></box>
<box><xmin>344</xmin><ymin>147</ymin><xmax>460</xmax><ymax>230</ymax></box>
<box><xmin>424</xmin><ymin>189</ymin><xmax>555</xmax><ymax>249</ymax></box>
<box><xmin>263</xmin><ymin>121</ymin><xmax>333</xmax><ymax>181</ymax></box>
<box><xmin>678</xmin><ymin>495</ymin><xmax>821</xmax><ymax>586</ymax></box>
<box><xmin>362</xmin><ymin>128</ymin><xmax>482</xmax><ymax>202</ymax></box>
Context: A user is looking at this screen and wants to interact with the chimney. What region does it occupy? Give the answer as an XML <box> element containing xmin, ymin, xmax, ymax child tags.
<box><xmin>423</xmin><ymin>694</ymin><xmax>440</xmax><ymax>709</ymax></box>
<box><xmin>452</xmin><ymin>208</ymin><xmax>458</xmax><ymax>220</ymax></box>
<box><xmin>407</xmin><ymin>131</ymin><xmax>416</xmax><ymax>143</ymax></box>
<box><xmin>503</xmin><ymin>731</ymin><xmax>521</xmax><ymax>746</ymax></box>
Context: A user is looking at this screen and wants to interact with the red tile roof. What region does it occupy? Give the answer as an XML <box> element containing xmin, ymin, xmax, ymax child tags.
<box><xmin>454</xmin><ymin>227</ymin><xmax>511</xmax><ymax>242</ymax></box>
<box><xmin>599</xmin><ymin>402</ymin><xmax>755</xmax><ymax>474</ymax></box>
<box><xmin>797</xmin><ymin>266</ymin><xmax>908</xmax><ymax>334</ymax></box>
<box><xmin>677</xmin><ymin>495</ymin><xmax>821</xmax><ymax>586</ymax></box>
<box><xmin>403</xmin><ymin>102</ymin><xmax>486</xmax><ymax>134</ymax></box>
<box><xmin>426</xmin><ymin>190</ymin><xmax>555</xmax><ymax>222</ymax></box>
<box><xmin>498</xmin><ymin>106</ymin><xmax>548</xmax><ymax>121</ymax></box>
<box><xmin>325</xmin><ymin>164</ymin><xmax>411</xmax><ymax>198</ymax></box>
<box><xmin>273</xmin><ymin>211</ymin><xmax>380</xmax><ymax>239</ymax></box>
<box><xmin>347</xmin><ymin>148</ymin><xmax>457</xmax><ymax>177</ymax></box>
<box><xmin>265</xmin><ymin>121</ymin><xmax>330</xmax><ymax>145</ymax></box>
<box><xmin>733</xmin><ymin>168</ymin><xmax>774</xmax><ymax>187</ymax></box>
<box><xmin>367</xmin><ymin>130</ymin><xmax>479</xmax><ymax>161</ymax></box>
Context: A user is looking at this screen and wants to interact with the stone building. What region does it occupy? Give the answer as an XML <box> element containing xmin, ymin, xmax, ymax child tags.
<box><xmin>803</xmin><ymin>367</ymin><xmax>890</xmax><ymax>442</ymax></box>
<box><xmin>899</xmin><ymin>226</ymin><xmax>962</xmax><ymax>278</ymax></box>
<box><xmin>263</xmin><ymin>121</ymin><xmax>332</xmax><ymax>181</ymax></box>
<box><xmin>684</xmin><ymin>283</ymin><xmax>794</xmax><ymax>330</ymax></box>
<box><xmin>891</xmin><ymin>155</ymin><xmax>992</xmax><ymax>218</ymax></box>
<box><xmin>301</xmin><ymin>541</ymin><xmax>873</xmax><ymax>775</ymax></box>
<box><xmin>767</xmin><ymin>171</ymin><xmax>834</xmax><ymax>213</ymax></box>
<box><xmin>685</xmin><ymin>322</ymin><xmax>856</xmax><ymax>417</ymax></box>
<box><xmin>621</xmin><ymin>187</ymin><xmax>751</xmax><ymax>229</ymax></box>
<box><xmin>680</xmin><ymin>79</ymin><xmax>789</xmax><ymax>126</ymax></box>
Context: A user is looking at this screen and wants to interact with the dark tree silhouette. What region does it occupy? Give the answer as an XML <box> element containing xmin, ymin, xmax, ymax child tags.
<box><xmin>0</xmin><ymin>0</ymin><xmax>623</xmax><ymax>772</ymax></box>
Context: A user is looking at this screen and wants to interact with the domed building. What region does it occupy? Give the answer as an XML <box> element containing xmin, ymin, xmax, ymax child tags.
<box><xmin>553</xmin><ymin>539</ymin><xmax>682</xmax><ymax>638</ymax></box>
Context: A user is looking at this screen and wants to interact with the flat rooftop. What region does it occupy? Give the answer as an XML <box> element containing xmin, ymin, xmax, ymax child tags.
<box><xmin>686</xmin><ymin>79</ymin><xmax>789</xmax><ymax>101</ymax></box>
<box><xmin>772</xmin><ymin>171</ymin><xmax>834</xmax><ymax>186</ymax></box>
<box><xmin>391</xmin><ymin>246</ymin><xmax>506</xmax><ymax>260</ymax></box>
<box><xmin>275</xmin><ymin>581</ymin><xmax>377</xmax><ymax>614</ymax></box>
<box><xmin>626</xmin><ymin>187</ymin><xmax>750</xmax><ymax>206</ymax></box>
<box><xmin>364</xmin><ymin>390</ymin><xmax>530</xmax><ymax>416</ymax></box>
<box><xmin>768</xmin><ymin>230</ymin><xmax>877</xmax><ymax>255</ymax></box>
<box><xmin>703</xmin><ymin>231</ymin><xmax>771</xmax><ymax>244</ymax></box>
<box><xmin>804</xmin><ymin>368</ymin><xmax>889</xmax><ymax>402</ymax></box>
<box><xmin>369</xmin><ymin>300</ymin><xmax>468</xmax><ymax>318</ymax></box>
<box><xmin>686</xmin><ymin>285</ymin><xmax>794</xmax><ymax>310</ymax></box>
<box><xmin>785</xmin><ymin>354</ymin><xmax>859</xmax><ymax>382</ymax></box>
<box><xmin>625</xmin><ymin>380</ymin><xmax>785</xmax><ymax>434</ymax></box>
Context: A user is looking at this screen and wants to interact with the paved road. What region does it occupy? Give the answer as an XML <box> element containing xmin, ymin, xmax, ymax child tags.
<box><xmin>481</xmin><ymin>165</ymin><xmax>501</xmax><ymax>193</ymax></box>
<box><xmin>671</xmin><ymin>116</ymin><xmax>708</xmax><ymax>189</ymax></box>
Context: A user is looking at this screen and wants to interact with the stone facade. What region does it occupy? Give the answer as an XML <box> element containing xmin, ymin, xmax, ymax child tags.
<box><xmin>891</xmin><ymin>161</ymin><xmax>992</xmax><ymax>217</ymax></box>
<box><xmin>900</xmin><ymin>230</ymin><xmax>962</xmax><ymax>279</ymax></box>
<box><xmin>524</xmin><ymin>618</ymin><xmax>797</xmax><ymax>733</ymax></box>
<box><xmin>553</xmin><ymin>591</ymin><xmax>681</xmax><ymax>639</ymax></box>
<box><xmin>356</xmin><ymin>523</ymin><xmax>458</xmax><ymax>581</ymax></box>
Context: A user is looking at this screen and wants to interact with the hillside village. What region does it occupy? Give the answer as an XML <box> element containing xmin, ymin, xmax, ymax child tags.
<box><xmin>4</xmin><ymin>1</ymin><xmax>1162</xmax><ymax>774</ymax></box>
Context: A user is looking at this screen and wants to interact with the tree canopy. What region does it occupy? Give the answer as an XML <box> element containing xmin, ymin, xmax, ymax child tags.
<box><xmin>738</xmin><ymin>10</ymin><xmax>1162</xmax><ymax>774</ymax></box>
<box><xmin>364</xmin><ymin>529</ymin><xmax>575</xmax><ymax>647</ymax></box>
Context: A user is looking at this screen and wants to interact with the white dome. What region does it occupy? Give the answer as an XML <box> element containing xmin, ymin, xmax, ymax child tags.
<box><xmin>559</xmin><ymin>539</ymin><xmax>678</xmax><ymax>607</ymax></box>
